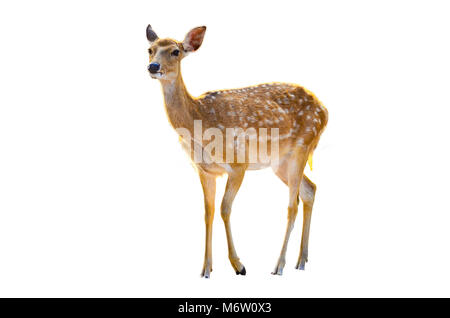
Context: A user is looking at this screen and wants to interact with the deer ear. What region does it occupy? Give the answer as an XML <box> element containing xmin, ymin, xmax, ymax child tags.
<box><xmin>146</xmin><ymin>24</ymin><xmax>159</xmax><ymax>43</ymax></box>
<box><xmin>182</xmin><ymin>26</ymin><xmax>206</xmax><ymax>52</ymax></box>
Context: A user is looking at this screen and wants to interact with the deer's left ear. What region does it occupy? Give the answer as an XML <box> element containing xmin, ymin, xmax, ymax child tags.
<box><xmin>182</xmin><ymin>26</ymin><xmax>206</xmax><ymax>53</ymax></box>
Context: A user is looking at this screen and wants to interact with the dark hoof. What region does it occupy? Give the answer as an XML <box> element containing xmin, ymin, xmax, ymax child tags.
<box><xmin>235</xmin><ymin>266</ymin><xmax>246</xmax><ymax>276</ymax></box>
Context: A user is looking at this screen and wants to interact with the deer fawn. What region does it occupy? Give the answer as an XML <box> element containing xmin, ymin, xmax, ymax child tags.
<box><xmin>146</xmin><ymin>25</ymin><xmax>328</xmax><ymax>277</ymax></box>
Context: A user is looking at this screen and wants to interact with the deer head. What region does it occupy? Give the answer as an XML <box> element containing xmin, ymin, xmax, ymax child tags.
<box><xmin>146</xmin><ymin>25</ymin><xmax>206</xmax><ymax>82</ymax></box>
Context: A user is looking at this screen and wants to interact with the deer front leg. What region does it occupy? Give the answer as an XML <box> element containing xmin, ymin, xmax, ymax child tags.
<box><xmin>199</xmin><ymin>170</ymin><xmax>216</xmax><ymax>278</ymax></box>
<box><xmin>272</xmin><ymin>147</ymin><xmax>308</xmax><ymax>275</ymax></box>
<box><xmin>221</xmin><ymin>166</ymin><xmax>246</xmax><ymax>275</ymax></box>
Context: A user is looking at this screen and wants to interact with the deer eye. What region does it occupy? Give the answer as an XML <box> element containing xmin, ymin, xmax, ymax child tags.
<box><xmin>148</xmin><ymin>48</ymin><xmax>153</xmax><ymax>55</ymax></box>
<box><xmin>171</xmin><ymin>49</ymin><xmax>180</xmax><ymax>56</ymax></box>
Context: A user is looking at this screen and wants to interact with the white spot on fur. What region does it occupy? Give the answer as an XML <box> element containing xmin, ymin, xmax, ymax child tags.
<box><xmin>280</xmin><ymin>132</ymin><xmax>292</xmax><ymax>140</ymax></box>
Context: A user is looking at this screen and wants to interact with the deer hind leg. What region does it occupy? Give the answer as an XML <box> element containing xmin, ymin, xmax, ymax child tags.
<box><xmin>198</xmin><ymin>170</ymin><xmax>216</xmax><ymax>278</ymax></box>
<box><xmin>272</xmin><ymin>147</ymin><xmax>308</xmax><ymax>275</ymax></box>
<box><xmin>274</xmin><ymin>161</ymin><xmax>317</xmax><ymax>271</ymax></box>
<box><xmin>221</xmin><ymin>166</ymin><xmax>247</xmax><ymax>275</ymax></box>
<box><xmin>295</xmin><ymin>176</ymin><xmax>316</xmax><ymax>270</ymax></box>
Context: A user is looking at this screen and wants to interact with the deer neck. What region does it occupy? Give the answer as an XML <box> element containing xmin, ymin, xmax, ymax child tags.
<box><xmin>160</xmin><ymin>73</ymin><xmax>196</xmax><ymax>132</ymax></box>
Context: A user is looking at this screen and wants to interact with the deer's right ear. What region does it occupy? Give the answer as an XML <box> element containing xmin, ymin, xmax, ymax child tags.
<box><xmin>146</xmin><ymin>24</ymin><xmax>159</xmax><ymax>43</ymax></box>
<box><xmin>182</xmin><ymin>26</ymin><xmax>206</xmax><ymax>53</ymax></box>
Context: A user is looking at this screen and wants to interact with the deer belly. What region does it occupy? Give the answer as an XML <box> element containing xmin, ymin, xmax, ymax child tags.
<box><xmin>179</xmin><ymin>135</ymin><xmax>282</xmax><ymax>171</ymax></box>
<box><xmin>247</xmin><ymin>162</ymin><xmax>271</xmax><ymax>170</ymax></box>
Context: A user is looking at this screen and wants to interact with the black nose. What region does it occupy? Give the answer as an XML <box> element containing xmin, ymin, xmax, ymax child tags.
<box><xmin>148</xmin><ymin>63</ymin><xmax>160</xmax><ymax>74</ymax></box>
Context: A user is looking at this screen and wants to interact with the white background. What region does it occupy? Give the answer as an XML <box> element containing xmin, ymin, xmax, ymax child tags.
<box><xmin>1</xmin><ymin>0</ymin><xmax>450</xmax><ymax>297</ymax></box>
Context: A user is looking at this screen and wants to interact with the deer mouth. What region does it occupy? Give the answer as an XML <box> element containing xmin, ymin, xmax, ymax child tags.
<box><xmin>150</xmin><ymin>71</ymin><xmax>164</xmax><ymax>79</ymax></box>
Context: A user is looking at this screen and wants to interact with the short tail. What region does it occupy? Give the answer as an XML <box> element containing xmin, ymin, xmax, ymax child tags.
<box><xmin>307</xmin><ymin>153</ymin><xmax>313</xmax><ymax>171</ymax></box>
